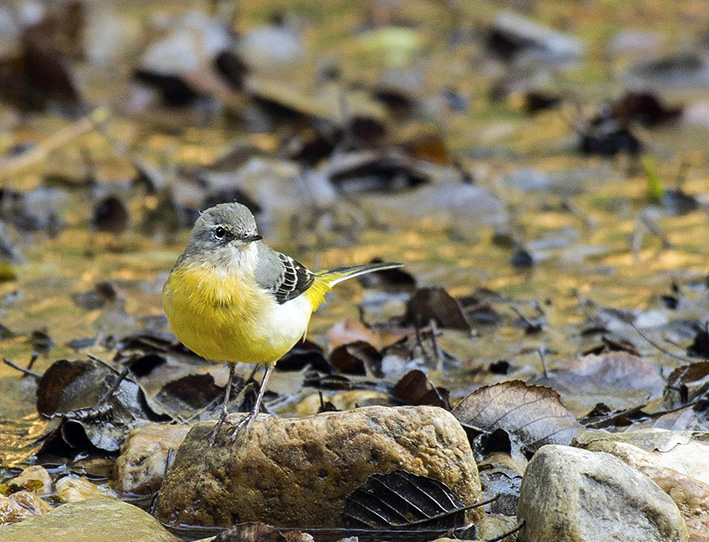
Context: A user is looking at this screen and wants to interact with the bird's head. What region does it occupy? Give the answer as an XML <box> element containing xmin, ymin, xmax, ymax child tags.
<box><xmin>180</xmin><ymin>203</ymin><xmax>263</xmax><ymax>273</ymax></box>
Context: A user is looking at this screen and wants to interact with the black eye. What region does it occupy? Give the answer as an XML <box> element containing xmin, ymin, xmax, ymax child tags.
<box><xmin>214</xmin><ymin>227</ymin><xmax>227</xmax><ymax>239</ymax></box>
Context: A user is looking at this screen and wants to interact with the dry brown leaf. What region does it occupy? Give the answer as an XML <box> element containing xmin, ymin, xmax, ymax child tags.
<box><xmin>663</xmin><ymin>361</ymin><xmax>709</xmax><ymax>409</ymax></box>
<box><xmin>551</xmin><ymin>351</ymin><xmax>666</xmax><ymax>414</ymax></box>
<box><xmin>558</xmin><ymin>352</ymin><xmax>665</xmax><ymax>393</ymax></box>
<box><xmin>452</xmin><ymin>380</ymin><xmax>582</xmax><ymax>454</ymax></box>
<box><xmin>404</xmin><ymin>288</ymin><xmax>471</xmax><ymax>331</ymax></box>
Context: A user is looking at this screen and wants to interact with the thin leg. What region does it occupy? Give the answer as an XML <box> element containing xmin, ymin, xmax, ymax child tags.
<box><xmin>228</xmin><ymin>362</ymin><xmax>275</xmax><ymax>441</ymax></box>
<box><xmin>208</xmin><ymin>362</ymin><xmax>236</xmax><ymax>445</ymax></box>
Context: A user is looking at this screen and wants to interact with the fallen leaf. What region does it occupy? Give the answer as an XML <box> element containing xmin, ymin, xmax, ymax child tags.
<box><xmin>356</xmin><ymin>258</ymin><xmax>416</xmax><ymax>289</ymax></box>
<box><xmin>452</xmin><ymin>380</ymin><xmax>582</xmax><ymax>455</ymax></box>
<box><xmin>276</xmin><ymin>340</ymin><xmax>331</xmax><ymax>372</ymax></box>
<box><xmin>687</xmin><ymin>327</ymin><xmax>709</xmax><ymax>358</ymax></box>
<box><xmin>155</xmin><ymin>373</ymin><xmax>224</xmax><ymax>412</ymax></box>
<box><xmin>330</xmin><ymin>341</ymin><xmax>381</xmax><ymax>376</ymax></box>
<box><xmin>343</xmin><ymin>470</ymin><xmax>471</xmax><ymax>535</ymax></box>
<box><xmin>558</xmin><ymin>352</ymin><xmax>665</xmax><ymax>392</ymax></box>
<box><xmin>212</xmin><ymin>522</ymin><xmax>303</xmax><ymax>542</ymax></box>
<box><xmin>36</xmin><ymin>358</ymin><xmax>169</xmax><ymax>452</ymax></box>
<box><xmin>550</xmin><ymin>352</ymin><xmax>666</xmax><ymax>413</ymax></box>
<box><xmin>403</xmin><ymin>288</ymin><xmax>471</xmax><ymax>331</ymax></box>
<box><xmin>92</xmin><ymin>196</ymin><xmax>129</xmax><ymax>234</ymax></box>
<box><xmin>389</xmin><ymin>370</ymin><xmax>448</xmax><ymax>408</ymax></box>
<box><xmin>663</xmin><ymin>362</ymin><xmax>709</xmax><ymax>409</ymax></box>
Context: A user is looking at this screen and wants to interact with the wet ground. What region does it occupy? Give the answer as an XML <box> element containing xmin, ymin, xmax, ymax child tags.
<box><xmin>1</xmin><ymin>0</ymin><xmax>709</xmax><ymax>511</ymax></box>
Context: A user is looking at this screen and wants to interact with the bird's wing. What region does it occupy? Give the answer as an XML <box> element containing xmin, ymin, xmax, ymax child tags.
<box><xmin>254</xmin><ymin>243</ymin><xmax>315</xmax><ymax>304</ymax></box>
<box><xmin>271</xmin><ymin>253</ymin><xmax>314</xmax><ymax>304</ymax></box>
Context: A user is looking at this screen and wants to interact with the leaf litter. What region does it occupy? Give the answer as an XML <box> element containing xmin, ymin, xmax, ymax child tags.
<box><xmin>1</xmin><ymin>0</ymin><xmax>709</xmax><ymax>540</ymax></box>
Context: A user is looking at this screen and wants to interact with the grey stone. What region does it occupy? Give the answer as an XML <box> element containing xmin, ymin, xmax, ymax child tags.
<box><xmin>574</xmin><ymin>429</ymin><xmax>709</xmax><ymax>538</ymax></box>
<box><xmin>518</xmin><ymin>445</ymin><xmax>688</xmax><ymax>542</ymax></box>
<box><xmin>493</xmin><ymin>11</ymin><xmax>586</xmax><ymax>67</ymax></box>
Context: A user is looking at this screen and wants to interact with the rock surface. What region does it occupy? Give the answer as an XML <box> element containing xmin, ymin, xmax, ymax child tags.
<box><xmin>574</xmin><ymin>429</ymin><xmax>709</xmax><ymax>540</ymax></box>
<box><xmin>55</xmin><ymin>475</ymin><xmax>115</xmax><ymax>503</ymax></box>
<box><xmin>517</xmin><ymin>444</ymin><xmax>688</xmax><ymax>542</ymax></box>
<box><xmin>574</xmin><ymin>429</ymin><xmax>709</xmax><ymax>485</ymax></box>
<box><xmin>0</xmin><ymin>498</ymin><xmax>179</xmax><ymax>542</ymax></box>
<box><xmin>0</xmin><ymin>490</ymin><xmax>52</xmax><ymax>525</ymax></box>
<box><xmin>9</xmin><ymin>466</ymin><xmax>52</xmax><ymax>495</ymax></box>
<box><xmin>114</xmin><ymin>423</ymin><xmax>190</xmax><ymax>494</ymax></box>
<box><xmin>156</xmin><ymin>405</ymin><xmax>481</xmax><ymax>528</ymax></box>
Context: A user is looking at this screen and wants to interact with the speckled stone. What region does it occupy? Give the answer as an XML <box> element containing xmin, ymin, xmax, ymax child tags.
<box><xmin>518</xmin><ymin>445</ymin><xmax>688</xmax><ymax>542</ymax></box>
<box><xmin>155</xmin><ymin>405</ymin><xmax>481</xmax><ymax>528</ymax></box>
<box><xmin>114</xmin><ymin>423</ymin><xmax>190</xmax><ymax>495</ymax></box>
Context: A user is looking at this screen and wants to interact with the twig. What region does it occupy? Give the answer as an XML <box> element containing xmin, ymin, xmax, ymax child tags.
<box><xmin>538</xmin><ymin>347</ymin><xmax>549</xmax><ymax>379</ymax></box>
<box><xmin>675</xmin><ymin>158</ymin><xmax>690</xmax><ymax>190</ymax></box>
<box><xmin>425</xmin><ymin>373</ymin><xmax>448</xmax><ymax>410</ymax></box>
<box><xmin>26</xmin><ymin>352</ymin><xmax>39</xmax><ymax>372</ymax></box>
<box><xmin>414</xmin><ymin>316</ymin><xmax>425</xmax><ymax>349</ymax></box>
<box><xmin>562</xmin><ymin>196</ymin><xmax>598</xmax><ymax>229</ymax></box>
<box><xmin>511</xmin><ymin>305</ymin><xmax>542</xmax><ymax>332</ymax></box>
<box><xmin>3</xmin><ymin>357</ymin><xmax>42</xmax><ymax>379</ymax></box>
<box><xmin>95</xmin><ymin>368</ymin><xmax>130</xmax><ymax>407</ymax></box>
<box><xmin>0</xmin><ymin>108</ymin><xmax>109</xmax><ymax>178</ymax></box>
<box><xmin>510</xmin><ymin>305</ymin><xmax>535</xmax><ymax>327</ymax></box>
<box><xmin>630</xmin><ymin>322</ymin><xmax>694</xmax><ymax>363</ymax></box>
<box><xmin>429</xmin><ymin>318</ymin><xmax>443</xmax><ymax>371</ymax></box>
<box><xmin>573</xmin><ymin>289</ymin><xmax>595</xmax><ymax>320</ymax></box>
<box><xmin>483</xmin><ymin>518</ymin><xmax>525</xmax><ymax>542</ymax></box>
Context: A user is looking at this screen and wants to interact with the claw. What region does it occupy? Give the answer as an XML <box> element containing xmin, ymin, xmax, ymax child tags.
<box><xmin>208</xmin><ymin>362</ymin><xmax>276</xmax><ymax>445</ymax></box>
<box><xmin>227</xmin><ymin>411</ymin><xmax>257</xmax><ymax>441</ymax></box>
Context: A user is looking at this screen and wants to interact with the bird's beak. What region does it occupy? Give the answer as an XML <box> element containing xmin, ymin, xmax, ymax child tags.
<box><xmin>243</xmin><ymin>234</ymin><xmax>263</xmax><ymax>243</ymax></box>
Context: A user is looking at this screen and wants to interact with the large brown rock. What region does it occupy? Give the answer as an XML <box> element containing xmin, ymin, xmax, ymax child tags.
<box><xmin>155</xmin><ymin>405</ymin><xmax>481</xmax><ymax>528</ymax></box>
<box><xmin>518</xmin><ymin>444</ymin><xmax>688</xmax><ymax>542</ymax></box>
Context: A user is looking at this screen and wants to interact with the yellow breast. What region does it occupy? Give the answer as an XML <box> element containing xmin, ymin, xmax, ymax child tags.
<box><xmin>162</xmin><ymin>264</ymin><xmax>314</xmax><ymax>364</ymax></box>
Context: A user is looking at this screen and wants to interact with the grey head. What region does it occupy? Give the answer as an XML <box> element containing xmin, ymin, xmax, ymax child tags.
<box><xmin>178</xmin><ymin>203</ymin><xmax>263</xmax><ymax>266</ymax></box>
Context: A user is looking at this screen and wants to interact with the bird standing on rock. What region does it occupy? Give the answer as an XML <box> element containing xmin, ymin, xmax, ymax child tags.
<box><xmin>162</xmin><ymin>202</ymin><xmax>401</xmax><ymax>442</ymax></box>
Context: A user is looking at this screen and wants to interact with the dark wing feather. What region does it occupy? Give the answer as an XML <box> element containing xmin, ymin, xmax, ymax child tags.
<box><xmin>271</xmin><ymin>253</ymin><xmax>314</xmax><ymax>304</ymax></box>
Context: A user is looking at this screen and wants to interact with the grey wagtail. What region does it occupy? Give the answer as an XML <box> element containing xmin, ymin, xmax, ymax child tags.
<box><xmin>162</xmin><ymin>202</ymin><xmax>401</xmax><ymax>442</ymax></box>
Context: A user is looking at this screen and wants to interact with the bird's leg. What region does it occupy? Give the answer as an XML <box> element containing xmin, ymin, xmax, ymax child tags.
<box><xmin>228</xmin><ymin>362</ymin><xmax>275</xmax><ymax>441</ymax></box>
<box><xmin>208</xmin><ymin>362</ymin><xmax>236</xmax><ymax>445</ymax></box>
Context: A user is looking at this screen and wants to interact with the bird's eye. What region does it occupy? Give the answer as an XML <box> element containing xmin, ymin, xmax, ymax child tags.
<box><xmin>214</xmin><ymin>227</ymin><xmax>227</xmax><ymax>239</ymax></box>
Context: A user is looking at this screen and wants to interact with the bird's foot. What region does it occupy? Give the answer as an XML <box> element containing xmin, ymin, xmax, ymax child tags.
<box><xmin>208</xmin><ymin>406</ymin><xmax>230</xmax><ymax>446</ymax></box>
<box><xmin>227</xmin><ymin>410</ymin><xmax>260</xmax><ymax>442</ymax></box>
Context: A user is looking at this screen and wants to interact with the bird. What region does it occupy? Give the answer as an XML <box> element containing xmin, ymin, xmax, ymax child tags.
<box><xmin>162</xmin><ymin>202</ymin><xmax>401</xmax><ymax>442</ymax></box>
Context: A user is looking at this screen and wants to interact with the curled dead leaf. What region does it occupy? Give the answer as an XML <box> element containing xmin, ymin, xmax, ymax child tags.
<box><xmin>452</xmin><ymin>380</ymin><xmax>582</xmax><ymax>456</ymax></box>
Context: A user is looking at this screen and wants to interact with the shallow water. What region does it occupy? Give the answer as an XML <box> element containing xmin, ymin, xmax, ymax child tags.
<box><xmin>1</xmin><ymin>0</ymin><xmax>709</xmax><ymax>494</ymax></box>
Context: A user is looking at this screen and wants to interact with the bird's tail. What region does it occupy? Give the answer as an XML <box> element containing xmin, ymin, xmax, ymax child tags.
<box><xmin>304</xmin><ymin>262</ymin><xmax>402</xmax><ymax>310</ymax></box>
<box><xmin>317</xmin><ymin>262</ymin><xmax>402</xmax><ymax>286</ymax></box>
